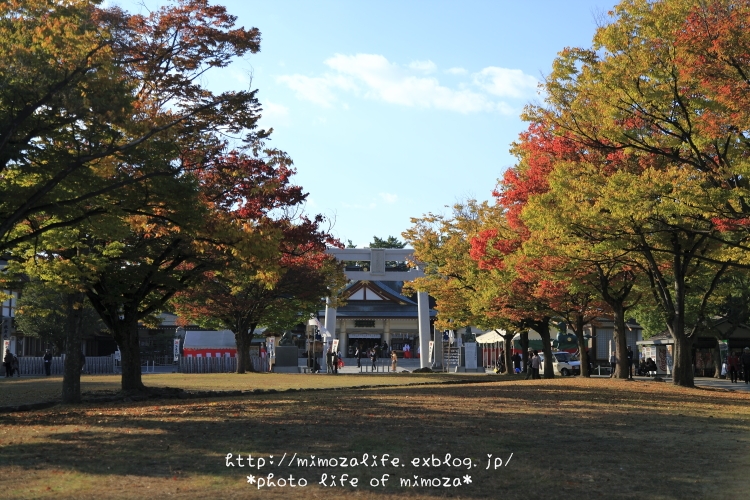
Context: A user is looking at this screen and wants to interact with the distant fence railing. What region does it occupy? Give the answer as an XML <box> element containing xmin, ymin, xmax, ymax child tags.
<box><xmin>178</xmin><ymin>355</ymin><xmax>267</xmax><ymax>373</ymax></box>
<box><xmin>17</xmin><ymin>355</ymin><xmax>116</xmax><ymax>376</ymax></box>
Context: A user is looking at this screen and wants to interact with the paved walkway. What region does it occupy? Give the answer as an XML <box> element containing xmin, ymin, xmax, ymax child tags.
<box><xmin>590</xmin><ymin>374</ymin><xmax>750</xmax><ymax>392</ymax></box>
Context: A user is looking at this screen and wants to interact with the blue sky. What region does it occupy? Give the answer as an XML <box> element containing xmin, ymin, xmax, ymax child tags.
<box><xmin>120</xmin><ymin>0</ymin><xmax>620</xmax><ymax>247</ymax></box>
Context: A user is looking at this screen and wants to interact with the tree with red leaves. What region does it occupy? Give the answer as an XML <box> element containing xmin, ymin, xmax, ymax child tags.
<box><xmin>172</xmin><ymin>150</ymin><xmax>346</xmax><ymax>374</ymax></box>
<box><xmin>0</xmin><ymin>0</ymin><xmax>318</xmax><ymax>397</ymax></box>
<box><xmin>524</xmin><ymin>0</ymin><xmax>750</xmax><ymax>387</ymax></box>
<box><xmin>469</xmin><ymin>120</ymin><xmax>617</xmax><ymax>378</ymax></box>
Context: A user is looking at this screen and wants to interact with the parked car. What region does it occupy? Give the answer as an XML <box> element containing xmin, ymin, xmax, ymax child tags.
<box><xmin>565</xmin><ymin>352</ymin><xmax>582</xmax><ymax>375</ymax></box>
<box><xmin>539</xmin><ymin>351</ymin><xmax>577</xmax><ymax>376</ymax></box>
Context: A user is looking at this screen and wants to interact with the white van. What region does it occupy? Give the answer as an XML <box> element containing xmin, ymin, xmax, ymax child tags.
<box><xmin>539</xmin><ymin>351</ymin><xmax>577</xmax><ymax>376</ymax></box>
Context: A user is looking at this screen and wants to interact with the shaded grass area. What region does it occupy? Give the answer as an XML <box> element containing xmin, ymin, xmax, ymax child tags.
<box><xmin>1</xmin><ymin>378</ymin><xmax>749</xmax><ymax>499</ymax></box>
<box><xmin>0</xmin><ymin>372</ymin><xmax>476</xmax><ymax>407</ymax></box>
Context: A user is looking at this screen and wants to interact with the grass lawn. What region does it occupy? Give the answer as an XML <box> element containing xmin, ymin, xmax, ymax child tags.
<box><xmin>0</xmin><ymin>372</ymin><xmax>474</xmax><ymax>407</ymax></box>
<box><xmin>1</xmin><ymin>376</ymin><xmax>749</xmax><ymax>499</ymax></box>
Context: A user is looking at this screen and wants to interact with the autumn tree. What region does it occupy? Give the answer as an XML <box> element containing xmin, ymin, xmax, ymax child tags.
<box><xmin>403</xmin><ymin>200</ymin><xmax>521</xmax><ymax>370</ymax></box>
<box><xmin>1</xmin><ymin>0</ymin><xmax>280</xmax><ymax>395</ymax></box>
<box><xmin>525</xmin><ymin>0</ymin><xmax>750</xmax><ymax>386</ymax></box>
<box><xmin>162</xmin><ymin>136</ymin><xmax>345</xmax><ymax>374</ymax></box>
<box><xmin>0</xmin><ymin>0</ymin><xmax>265</xmax><ymax>253</ymax></box>
<box><xmin>174</xmin><ymin>232</ymin><xmax>345</xmax><ymax>374</ymax></box>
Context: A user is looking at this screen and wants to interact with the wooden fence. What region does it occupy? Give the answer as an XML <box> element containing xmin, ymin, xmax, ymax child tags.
<box><xmin>17</xmin><ymin>355</ymin><xmax>116</xmax><ymax>376</ymax></box>
<box><xmin>178</xmin><ymin>355</ymin><xmax>268</xmax><ymax>373</ymax></box>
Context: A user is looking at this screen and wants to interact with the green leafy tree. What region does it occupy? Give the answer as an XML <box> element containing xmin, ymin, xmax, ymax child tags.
<box><xmin>14</xmin><ymin>278</ymin><xmax>105</xmax><ymax>354</ymax></box>
<box><xmin>0</xmin><ymin>0</ymin><xmax>265</xmax><ymax>253</ymax></box>
<box><xmin>370</xmin><ymin>235</ymin><xmax>407</xmax><ymax>249</ymax></box>
<box><xmin>523</xmin><ymin>0</ymin><xmax>750</xmax><ymax>386</ymax></box>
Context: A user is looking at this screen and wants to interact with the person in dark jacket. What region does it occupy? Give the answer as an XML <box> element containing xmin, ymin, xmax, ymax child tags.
<box><xmin>627</xmin><ymin>346</ymin><xmax>634</xmax><ymax>379</ymax></box>
<box><xmin>43</xmin><ymin>349</ymin><xmax>53</xmax><ymax>376</ymax></box>
<box><xmin>728</xmin><ymin>351</ymin><xmax>740</xmax><ymax>383</ymax></box>
<box><xmin>4</xmin><ymin>349</ymin><xmax>13</xmax><ymax>378</ymax></box>
<box><xmin>511</xmin><ymin>352</ymin><xmax>521</xmax><ymax>373</ymax></box>
<box><xmin>742</xmin><ymin>347</ymin><xmax>750</xmax><ymax>384</ymax></box>
<box><xmin>326</xmin><ymin>349</ymin><xmax>334</xmax><ymax>374</ymax></box>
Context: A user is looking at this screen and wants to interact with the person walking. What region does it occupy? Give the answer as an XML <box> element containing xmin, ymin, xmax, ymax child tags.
<box><xmin>43</xmin><ymin>349</ymin><xmax>53</xmax><ymax>376</ymax></box>
<box><xmin>355</xmin><ymin>346</ymin><xmax>362</xmax><ymax>368</ymax></box>
<box><xmin>728</xmin><ymin>351</ymin><xmax>740</xmax><ymax>383</ymax></box>
<box><xmin>609</xmin><ymin>353</ymin><xmax>617</xmax><ymax>378</ymax></box>
<box><xmin>627</xmin><ymin>346</ymin><xmax>634</xmax><ymax>379</ymax></box>
<box><xmin>326</xmin><ymin>348</ymin><xmax>334</xmax><ymax>374</ymax></box>
<box><xmin>531</xmin><ymin>350</ymin><xmax>541</xmax><ymax>379</ymax></box>
<box><xmin>370</xmin><ymin>348</ymin><xmax>377</xmax><ymax>370</ymax></box>
<box><xmin>525</xmin><ymin>349</ymin><xmax>534</xmax><ymax>379</ymax></box>
<box><xmin>741</xmin><ymin>347</ymin><xmax>750</xmax><ymax>384</ymax></box>
<box><xmin>511</xmin><ymin>351</ymin><xmax>521</xmax><ymax>374</ymax></box>
<box><xmin>391</xmin><ymin>350</ymin><xmax>398</xmax><ymax>372</ymax></box>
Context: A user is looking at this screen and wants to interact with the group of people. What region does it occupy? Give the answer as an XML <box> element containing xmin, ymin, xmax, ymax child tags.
<box><xmin>637</xmin><ymin>357</ymin><xmax>658</xmax><ymax>376</ymax></box>
<box><xmin>354</xmin><ymin>346</ymin><xmax>383</xmax><ymax>370</ymax></box>
<box><xmin>726</xmin><ymin>347</ymin><xmax>750</xmax><ymax>384</ymax></box>
<box><xmin>3</xmin><ymin>349</ymin><xmax>73</xmax><ymax>377</ymax></box>
<box><xmin>325</xmin><ymin>349</ymin><xmax>343</xmax><ymax>374</ymax></box>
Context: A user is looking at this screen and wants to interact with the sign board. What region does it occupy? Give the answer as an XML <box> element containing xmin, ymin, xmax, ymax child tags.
<box><xmin>1</xmin><ymin>316</ymin><xmax>11</xmax><ymax>338</ymax></box>
<box><xmin>174</xmin><ymin>338</ymin><xmax>180</xmax><ymax>362</ymax></box>
<box><xmin>465</xmin><ymin>342</ymin><xmax>477</xmax><ymax>369</ymax></box>
<box><xmin>428</xmin><ymin>341</ymin><xmax>434</xmax><ymax>364</ymax></box>
<box><xmin>2</xmin><ymin>339</ymin><xmax>9</xmax><ymax>354</ymax></box>
<box><xmin>332</xmin><ymin>338</ymin><xmax>340</xmax><ymax>353</ymax></box>
<box><xmin>443</xmin><ymin>344</ymin><xmax>460</xmax><ymax>369</ymax></box>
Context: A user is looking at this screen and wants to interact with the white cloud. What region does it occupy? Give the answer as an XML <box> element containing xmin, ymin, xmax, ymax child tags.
<box><xmin>379</xmin><ymin>192</ymin><xmax>398</xmax><ymax>204</ymax></box>
<box><xmin>472</xmin><ymin>67</ymin><xmax>538</xmax><ymax>98</ymax></box>
<box><xmin>277</xmin><ymin>54</ymin><xmax>536</xmax><ymax>114</ymax></box>
<box><xmin>262</xmin><ymin>99</ymin><xmax>289</xmax><ymax>120</ymax></box>
<box><xmin>324</xmin><ymin>54</ymin><xmax>496</xmax><ymax>113</ymax></box>
<box><xmin>276</xmin><ymin>73</ymin><xmax>357</xmax><ymax>107</ymax></box>
<box><xmin>408</xmin><ymin>60</ymin><xmax>437</xmax><ymax>73</ymax></box>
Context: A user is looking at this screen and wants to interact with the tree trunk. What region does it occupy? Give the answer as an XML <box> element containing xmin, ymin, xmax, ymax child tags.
<box><xmin>235</xmin><ymin>333</ymin><xmax>255</xmax><ymax>373</ymax></box>
<box><xmin>671</xmin><ymin>330</ymin><xmax>694</xmax><ymax>387</ymax></box>
<box><xmin>62</xmin><ymin>293</ymin><xmax>84</xmax><ymax>404</ymax></box>
<box><xmin>573</xmin><ymin>315</ymin><xmax>590</xmax><ymax>377</ymax></box>
<box><xmin>612</xmin><ymin>302</ymin><xmax>630</xmax><ymax>379</ymax></box>
<box><xmin>535</xmin><ymin>319</ymin><xmax>554</xmax><ymax>378</ymax></box>
<box><xmin>520</xmin><ymin>332</ymin><xmax>529</xmax><ymax>372</ymax></box>
<box><xmin>503</xmin><ymin>334</ymin><xmax>514</xmax><ymax>374</ymax></box>
<box><xmin>116</xmin><ymin>320</ymin><xmax>145</xmax><ymax>393</ymax></box>
<box><xmin>712</xmin><ymin>340</ymin><xmax>721</xmax><ymax>379</ymax></box>
<box><xmin>669</xmin><ymin>262</ymin><xmax>694</xmax><ymax>387</ymax></box>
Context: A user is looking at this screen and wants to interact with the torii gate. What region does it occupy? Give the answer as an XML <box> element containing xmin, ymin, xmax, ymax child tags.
<box><xmin>324</xmin><ymin>248</ymin><xmax>433</xmax><ymax>369</ymax></box>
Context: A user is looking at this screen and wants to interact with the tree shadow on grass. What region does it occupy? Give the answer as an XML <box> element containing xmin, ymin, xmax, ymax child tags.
<box><xmin>1</xmin><ymin>381</ymin><xmax>749</xmax><ymax>498</ymax></box>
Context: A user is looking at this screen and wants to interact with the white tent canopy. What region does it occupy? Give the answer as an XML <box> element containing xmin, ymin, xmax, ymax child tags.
<box><xmin>475</xmin><ymin>330</ymin><xmax>505</xmax><ymax>344</ymax></box>
<box><xmin>512</xmin><ymin>330</ymin><xmax>543</xmax><ymax>342</ymax></box>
